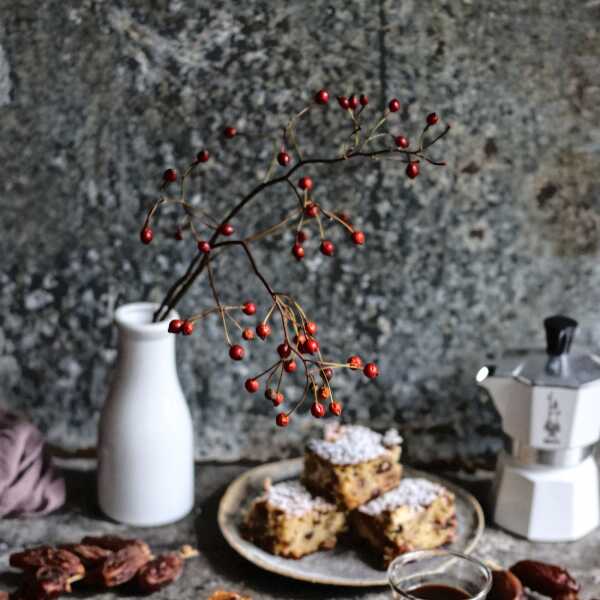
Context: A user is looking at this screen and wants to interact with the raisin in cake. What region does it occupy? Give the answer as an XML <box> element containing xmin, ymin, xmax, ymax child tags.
<box><xmin>351</xmin><ymin>477</ymin><xmax>457</xmax><ymax>566</ymax></box>
<box><xmin>242</xmin><ymin>480</ymin><xmax>346</xmax><ymax>559</ymax></box>
<box><xmin>302</xmin><ymin>424</ymin><xmax>403</xmax><ymax>510</ymax></box>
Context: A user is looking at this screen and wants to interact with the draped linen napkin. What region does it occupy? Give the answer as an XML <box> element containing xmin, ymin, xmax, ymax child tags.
<box><xmin>0</xmin><ymin>410</ymin><xmax>65</xmax><ymax>517</ymax></box>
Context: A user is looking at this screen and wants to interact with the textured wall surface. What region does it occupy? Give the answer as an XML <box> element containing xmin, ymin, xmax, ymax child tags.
<box><xmin>1</xmin><ymin>0</ymin><xmax>600</xmax><ymax>463</ymax></box>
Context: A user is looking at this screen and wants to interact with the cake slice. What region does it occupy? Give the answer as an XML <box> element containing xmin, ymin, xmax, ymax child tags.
<box><xmin>302</xmin><ymin>424</ymin><xmax>403</xmax><ymax>510</ymax></box>
<box><xmin>351</xmin><ymin>477</ymin><xmax>457</xmax><ymax>567</ymax></box>
<box><xmin>242</xmin><ymin>480</ymin><xmax>346</xmax><ymax>559</ymax></box>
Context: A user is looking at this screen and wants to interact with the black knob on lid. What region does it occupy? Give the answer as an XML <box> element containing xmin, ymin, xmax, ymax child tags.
<box><xmin>544</xmin><ymin>315</ymin><xmax>578</xmax><ymax>356</ymax></box>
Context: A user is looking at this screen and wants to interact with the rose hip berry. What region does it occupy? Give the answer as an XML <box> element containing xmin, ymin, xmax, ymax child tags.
<box><xmin>256</xmin><ymin>322</ymin><xmax>272</xmax><ymax>340</ymax></box>
<box><xmin>245</xmin><ymin>378</ymin><xmax>259</xmax><ymax>393</ymax></box>
<box><xmin>140</xmin><ymin>227</ymin><xmax>153</xmax><ymax>245</ymax></box>
<box><xmin>426</xmin><ymin>112</ymin><xmax>439</xmax><ymax>125</ymax></box>
<box><xmin>168</xmin><ymin>319</ymin><xmax>183</xmax><ymax>334</ymax></box>
<box><xmin>292</xmin><ymin>243</ymin><xmax>305</xmax><ymax>261</ymax></box>
<box><xmin>277</xmin><ymin>343</ymin><xmax>291</xmax><ymax>358</ymax></box>
<box><xmin>363</xmin><ymin>362</ymin><xmax>379</xmax><ymax>378</ymax></box>
<box><xmin>318</xmin><ymin>386</ymin><xmax>330</xmax><ymax>400</ymax></box>
<box><xmin>163</xmin><ymin>168</ymin><xmax>177</xmax><ymax>182</ymax></box>
<box><xmin>406</xmin><ymin>161</ymin><xmax>420</xmax><ymax>179</ymax></box>
<box><xmin>337</xmin><ymin>96</ymin><xmax>350</xmax><ymax>110</ymax></box>
<box><xmin>229</xmin><ymin>344</ymin><xmax>245</xmax><ymax>361</ymax></box>
<box><xmin>311</xmin><ymin>401</ymin><xmax>326</xmax><ymax>418</ymax></box>
<box><xmin>320</xmin><ymin>240</ymin><xmax>335</xmax><ymax>256</ymax></box>
<box><xmin>394</xmin><ymin>136</ymin><xmax>409</xmax><ymax>149</ymax></box>
<box><xmin>283</xmin><ymin>359</ymin><xmax>297</xmax><ymax>373</ymax></box>
<box><xmin>388</xmin><ymin>98</ymin><xmax>401</xmax><ymax>113</ymax></box>
<box><xmin>197</xmin><ymin>240</ymin><xmax>211</xmax><ymax>254</ymax></box>
<box><xmin>182</xmin><ymin>320</ymin><xmax>194</xmax><ymax>336</ymax></box>
<box><xmin>242</xmin><ymin>302</ymin><xmax>256</xmax><ymax>316</ymax></box>
<box><xmin>197</xmin><ymin>150</ymin><xmax>210</xmax><ymax>163</ymax></box>
<box><xmin>315</xmin><ymin>89</ymin><xmax>329</xmax><ymax>105</ymax></box>
<box><xmin>329</xmin><ymin>401</ymin><xmax>342</xmax><ymax>416</ymax></box>
<box><xmin>298</xmin><ymin>176</ymin><xmax>313</xmax><ymax>191</ymax></box>
<box><xmin>242</xmin><ymin>328</ymin><xmax>255</xmax><ymax>341</ymax></box>
<box><xmin>304</xmin><ymin>203</ymin><xmax>319</xmax><ymax>218</ymax></box>
<box><xmin>352</xmin><ymin>230</ymin><xmax>365</xmax><ymax>245</ymax></box>
<box><xmin>277</xmin><ymin>151</ymin><xmax>291</xmax><ymax>167</ymax></box>
<box><xmin>224</xmin><ymin>126</ymin><xmax>237</xmax><ymax>139</ymax></box>
<box><xmin>296</xmin><ymin>230</ymin><xmax>308</xmax><ymax>243</ymax></box>
<box><xmin>219</xmin><ymin>223</ymin><xmax>234</xmax><ymax>236</ymax></box>
<box><xmin>306</xmin><ymin>321</ymin><xmax>318</xmax><ymax>335</ymax></box>
<box><xmin>276</xmin><ymin>413</ymin><xmax>289</xmax><ymax>427</ymax></box>
<box><xmin>321</xmin><ymin>367</ymin><xmax>334</xmax><ymax>381</ymax></box>
<box><xmin>348</xmin><ymin>355</ymin><xmax>363</xmax><ymax>369</ymax></box>
<box><xmin>304</xmin><ymin>338</ymin><xmax>319</xmax><ymax>354</ymax></box>
<box><xmin>359</xmin><ymin>94</ymin><xmax>369</xmax><ymax>106</ymax></box>
<box><xmin>348</xmin><ymin>95</ymin><xmax>359</xmax><ymax>109</ymax></box>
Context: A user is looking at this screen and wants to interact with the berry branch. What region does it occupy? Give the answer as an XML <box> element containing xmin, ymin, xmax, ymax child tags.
<box><xmin>140</xmin><ymin>89</ymin><xmax>450</xmax><ymax>426</ymax></box>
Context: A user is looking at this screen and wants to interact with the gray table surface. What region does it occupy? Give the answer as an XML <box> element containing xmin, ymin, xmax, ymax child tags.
<box><xmin>1</xmin><ymin>460</ymin><xmax>599</xmax><ymax>599</ymax></box>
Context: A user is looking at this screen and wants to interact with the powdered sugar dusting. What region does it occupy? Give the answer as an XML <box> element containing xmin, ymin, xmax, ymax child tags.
<box><xmin>308</xmin><ymin>424</ymin><xmax>402</xmax><ymax>465</ymax></box>
<box><xmin>261</xmin><ymin>481</ymin><xmax>336</xmax><ymax>516</ymax></box>
<box><xmin>358</xmin><ymin>478</ymin><xmax>446</xmax><ymax>516</ymax></box>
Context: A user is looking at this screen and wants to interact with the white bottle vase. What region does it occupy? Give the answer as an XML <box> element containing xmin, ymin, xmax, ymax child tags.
<box><xmin>97</xmin><ymin>302</ymin><xmax>194</xmax><ymax>526</ymax></box>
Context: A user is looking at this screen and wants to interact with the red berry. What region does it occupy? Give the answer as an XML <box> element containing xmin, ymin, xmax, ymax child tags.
<box><xmin>406</xmin><ymin>161</ymin><xmax>420</xmax><ymax>179</ymax></box>
<box><xmin>197</xmin><ymin>150</ymin><xmax>210</xmax><ymax>163</ymax></box>
<box><xmin>304</xmin><ymin>338</ymin><xmax>319</xmax><ymax>354</ymax></box>
<box><xmin>304</xmin><ymin>203</ymin><xmax>319</xmax><ymax>218</ymax></box>
<box><xmin>276</xmin><ymin>413</ymin><xmax>289</xmax><ymax>427</ymax></box>
<box><xmin>181</xmin><ymin>320</ymin><xmax>194</xmax><ymax>336</ymax></box>
<box><xmin>256</xmin><ymin>322</ymin><xmax>272</xmax><ymax>340</ymax></box>
<box><xmin>359</xmin><ymin>94</ymin><xmax>369</xmax><ymax>106</ymax></box>
<box><xmin>351</xmin><ymin>230</ymin><xmax>365</xmax><ymax>245</ymax></box>
<box><xmin>275</xmin><ymin>392</ymin><xmax>284</xmax><ymax>405</ymax></box>
<box><xmin>292</xmin><ymin>243</ymin><xmax>305</xmax><ymax>261</ymax></box>
<box><xmin>337</xmin><ymin>96</ymin><xmax>350</xmax><ymax>110</ymax></box>
<box><xmin>174</xmin><ymin>227</ymin><xmax>184</xmax><ymax>241</ymax></box>
<box><xmin>229</xmin><ymin>344</ymin><xmax>245</xmax><ymax>361</ymax></box>
<box><xmin>321</xmin><ymin>368</ymin><xmax>334</xmax><ymax>381</ymax></box>
<box><xmin>298</xmin><ymin>176</ymin><xmax>313</xmax><ymax>191</ymax></box>
<box><xmin>320</xmin><ymin>240</ymin><xmax>335</xmax><ymax>256</ymax></box>
<box><xmin>348</xmin><ymin>95</ymin><xmax>359</xmax><ymax>109</ymax></box>
<box><xmin>277</xmin><ymin>151</ymin><xmax>291</xmax><ymax>167</ymax></box>
<box><xmin>245</xmin><ymin>378</ymin><xmax>259</xmax><ymax>393</ymax></box>
<box><xmin>394</xmin><ymin>135</ymin><xmax>409</xmax><ymax>149</ymax></box>
<box><xmin>296</xmin><ymin>230</ymin><xmax>308</xmax><ymax>243</ymax></box>
<box><xmin>197</xmin><ymin>240</ymin><xmax>211</xmax><ymax>254</ymax></box>
<box><xmin>311</xmin><ymin>401</ymin><xmax>326</xmax><ymax>419</ymax></box>
<box><xmin>140</xmin><ymin>227</ymin><xmax>153</xmax><ymax>245</ymax></box>
<box><xmin>337</xmin><ymin>211</ymin><xmax>352</xmax><ymax>225</ymax></box>
<box><xmin>363</xmin><ymin>362</ymin><xmax>379</xmax><ymax>378</ymax></box>
<box><xmin>219</xmin><ymin>223</ymin><xmax>234</xmax><ymax>236</ymax></box>
<box><xmin>348</xmin><ymin>355</ymin><xmax>363</xmax><ymax>369</ymax></box>
<box><xmin>224</xmin><ymin>126</ymin><xmax>237</xmax><ymax>139</ymax></box>
<box><xmin>315</xmin><ymin>89</ymin><xmax>329</xmax><ymax>104</ymax></box>
<box><xmin>329</xmin><ymin>401</ymin><xmax>342</xmax><ymax>416</ymax></box>
<box><xmin>306</xmin><ymin>321</ymin><xmax>317</xmax><ymax>336</ymax></box>
<box><xmin>277</xmin><ymin>343</ymin><xmax>291</xmax><ymax>358</ymax></box>
<box><xmin>388</xmin><ymin>98</ymin><xmax>401</xmax><ymax>113</ymax></box>
<box><xmin>168</xmin><ymin>319</ymin><xmax>183</xmax><ymax>334</ymax></box>
<box><xmin>426</xmin><ymin>112</ymin><xmax>439</xmax><ymax>126</ymax></box>
<box><xmin>318</xmin><ymin>386</ymin><xmax>330</xmax><ymax>400</ymax></box>
<box><xmin>163</xmin><ymin>168</ymin><xmax>177</xmax><ymax>182</ymax></box>
<box><xmin>283</xmin><ymin>359</ymin><xmax>297</xmax><ymax>373</ymax></box>
<box><xmin>242</xmin><ymin>302</ymin><xmax>256</xmax><ymax>316</ymax></box>
<box><xmin>265</xmin><ymin>388</ymin><xmax>277</xmax><ymax>401</ymax></box>
<box><xmin>242</xmin><ymin>328</ymin><xmax>255</xmax><ymax>341</ymax></box>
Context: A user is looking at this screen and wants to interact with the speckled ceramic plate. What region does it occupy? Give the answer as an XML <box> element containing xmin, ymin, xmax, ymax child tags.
<box><xmin>218</xmin><ymin>458</ymin><xmax>485</xmax><ymax>587</ymax></box>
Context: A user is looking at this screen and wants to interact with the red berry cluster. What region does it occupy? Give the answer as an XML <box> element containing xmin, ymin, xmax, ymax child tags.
<box><xmin>140</xmin><ymin>87</ymin><xmax>449</xmax><ymax>425</ymax></box>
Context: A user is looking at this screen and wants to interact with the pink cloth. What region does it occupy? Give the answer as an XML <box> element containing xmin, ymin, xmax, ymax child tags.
<box><xmin>0</xmin><ymin>410</ymin><xmax>65</xmax><ymax>517</ymax></box>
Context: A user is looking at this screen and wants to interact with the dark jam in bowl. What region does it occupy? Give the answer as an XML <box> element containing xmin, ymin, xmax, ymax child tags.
<box><xmin>409</xmin><ymin>584</ymin><xmax>471</xmax><ymax>600</ymax></box>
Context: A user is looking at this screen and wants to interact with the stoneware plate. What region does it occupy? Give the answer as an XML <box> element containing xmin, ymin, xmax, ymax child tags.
<box><xmin>218</xmin><ymin>458</ymin><xmax>485</xmax><ymax>587</ymax></box>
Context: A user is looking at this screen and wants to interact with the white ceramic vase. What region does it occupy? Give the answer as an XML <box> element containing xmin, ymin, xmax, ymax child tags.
<box><xmin>97</xmin><ymin>302</ymin><xmax>194</xmax><ymax>526</ymax></box>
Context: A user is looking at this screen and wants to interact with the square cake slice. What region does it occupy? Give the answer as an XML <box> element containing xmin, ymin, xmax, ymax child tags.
<box><xmin>242</xmin><ymin>480</ymin><xmax>346</xmax><ymax>559</ymax></box>
<box><xmin>302</xmin><ymin>424</ymin><xmax>403</xmax><ymax>510</ymax></box>
<box><xmin>351</xmin><ymin>477</ymin><xmax>457</xmax><ymax>566</ymax></box>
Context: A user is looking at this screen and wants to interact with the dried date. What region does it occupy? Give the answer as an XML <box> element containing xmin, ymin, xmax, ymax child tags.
<box><xmin>9</xmin><ymin>547</ymin><xmax>85</xmax><ymax>579</ymax></box>
<box><xmin>87</xmin><ymin>545</ymin><xmax>150</xmax><ymax>588</ymax></box>
<box><xmin>81</xmin><ymin>535</ymin><xmax>151</xmax><ymax>558</ymax></box>
<box><xmin>58</xmin><ymin>543</ymin><xmax>112</xmax><ymax>567</ymax></box>
<box><xmin>487</xmin><ymin>569</ymin><xmax>524</xmax><ymax>600</ymax></box>
<box><xmin>20</xmin><ymin>566</ymin><xmax>72</xmax><ymax>600</ymax></box>
<box><xmin>136</xmin><ymin>553</ymin><xmax>183</xmax><ymax>593</ymax></box>
<box><xmin>510</xmin><ymin>560</ymin><xmax>579</xmax><ymax>596</ymax></box>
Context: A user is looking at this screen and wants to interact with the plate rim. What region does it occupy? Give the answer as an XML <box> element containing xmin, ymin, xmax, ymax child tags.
<box><xmin>217</xmin><ymin>457</ymin><xmax>485</xmax><ymax>587</ymax></box>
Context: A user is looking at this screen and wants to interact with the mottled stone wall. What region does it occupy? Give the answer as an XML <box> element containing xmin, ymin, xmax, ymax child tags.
<box><xmin>1</xmin><ymin>0</ymin><xmax>599</xmax><ymax>463</ymax></box>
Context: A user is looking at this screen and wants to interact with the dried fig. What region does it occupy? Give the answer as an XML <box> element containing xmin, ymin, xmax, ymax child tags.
<box><xmin>136</xmin><ymin>553</ymin><xmax>183</xmax><ymax>593</ymax></box>
<box><xmin>510</xmin><ymin>560</ymin><xmax>579</xmax><ymax>596</ymax></box>
<box><xmin>81</xmin><ymin>535</ymin><xmax>151</xmax><ymax>558</ymax></box>
<box><xmin>21</xmin><ymin>565</ymin><xmax>72</xmax><ymax>600</ymax></box>
<box><xmin>86</xmin><ymin>545</ymin><xmax>150</xmax><ymax>588</ymax></box>
<box><xmin>9</xmin><ymin>547</ymin><xmax>84</xmax><ymax>579</ymax></box>
<box><xmin>58</xmin><ymin>543</ymin><xmax>112</xmax><ymax>567</ymax></box>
